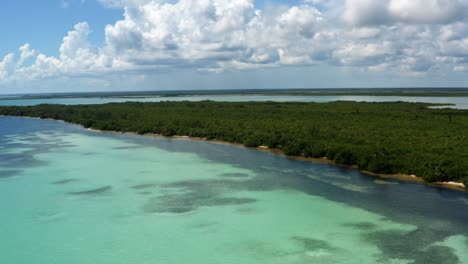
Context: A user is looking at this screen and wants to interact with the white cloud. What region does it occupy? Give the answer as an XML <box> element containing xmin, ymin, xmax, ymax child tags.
<box><xmin>2</xmin><ymin>0</ymin><xmax>468</xmax><ymax>88</ymax></box>
<box><xmin>60</xmin><ymin>22</ymin><xmax>92</xmax><ymax>60</ymax></box>
<box><xmin>333</xmin><ymin>41</ymin><xmax>396</xmax><ymax>66</ymax></box>
<box><xmin>0</xmin><ymin>54</ymin><xmax>15</xmax><ymax>80</ymax></box>
<box><xmin>388</xmin><ymin>0</ymin><xmax>466</xmax><ymax>24</ymax></box>
<box><xmin>343</xmin><ymin>0</ymin><xmax>391</xmax><ymax>26</ymax></box>
<box><xmin>343</xmin><ymin>0</ymin><xmax>468</xmax><ymax>26</ymax></box>
<box><xmin>17</xmin><ymin>44</ymin><xmax>36</xmax><ymax>67</ymax></box>
<box><xmin>11</xmin><ymin>22</ymin><xmax>106</xmax><ymax>81</ymax></box>
<box><xmin>102</xmin><ymin>0</ymin><xmax>326</xmax><ymax>71</ymax></box>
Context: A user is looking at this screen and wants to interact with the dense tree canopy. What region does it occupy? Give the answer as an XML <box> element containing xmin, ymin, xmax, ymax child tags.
<box><xmin>1</xmin><ymin>101</ymin><xmax>467</xmax><ymax>185</ymax></box>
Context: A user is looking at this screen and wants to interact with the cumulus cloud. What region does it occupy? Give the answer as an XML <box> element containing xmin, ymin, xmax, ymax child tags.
<box><xmin>17</xmin><ymin>44</ymin><xmax>36</xmax><ymax>67</ymax></box>
<box><xmin>0</xmin><ymin>54</ymin><xmax>15</xmax><ymax>80</ymax></box>
<box><xmin>103</xmin><ymin>0</ymin><xmax>333</xmax><ymax>71</ymax></box>
<box><xmin>343</xmin><ymin>0</ymin><xmax>391</xmax><ymax>26</ymax></box>
<box><xmin>2</xmin><ymin>0</ymin><xmax>468</xmax><ymax>85</ymax></box>
<box><xmin>9</xmin><ymin>22</ymin><xmax>108</xmax><ymax>81</ymax></box>
<box><xmin>388</xmin><ymin>0</ymin><xmax>467</xmax><ymax>24</ymax></box>
<box><xmin>344</xmin><ymin>0</ymin><xmax>468</xmax><ymax>26</ymax></box>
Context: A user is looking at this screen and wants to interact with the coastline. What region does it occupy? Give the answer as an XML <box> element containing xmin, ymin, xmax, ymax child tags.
<box><xmin>1</xmin><ymin>115</ymin><xmax>466</xmax><ymax>192</ymax></box>
<box><xmin>85</xmin><ymin>126</ymin><xmax>467</xmax><ymax>192</ymax></box>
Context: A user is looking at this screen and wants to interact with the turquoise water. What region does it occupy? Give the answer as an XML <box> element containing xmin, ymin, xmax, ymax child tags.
<box><xmin>1</xmin><ymin>117</ymin><xmax>467</xmax><ymax>264</ymax></box>
<box><xmin>1</xmin><ymin>95</ymin><xmax>468</xmax><ymax>109</ymax></box>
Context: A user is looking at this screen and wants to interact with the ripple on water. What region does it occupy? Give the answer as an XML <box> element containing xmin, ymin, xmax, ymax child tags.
<box><xmin>130</xmin><ymin>183</ymin><xmax>158</xmax><ymax>190</ymax></box>
<box><xmin>217</xmin><ymin>172</ymin><xmax>251</xmax><ymax>178</ymax></box>
<box><xmin>36</xmin><ymin>211</ymin><xmax>68</xmax><ymax>223</ymax></box>
<box><xmin>0</xmin><ymin>170</ymin><xmax>21</xmax><ymax>179</ymax></box>
<box><xmin>342</xmin><ymin>222</ymin><xmax>377</xmax><ymax>231</ymax></box>
<box><xmin>52</xmin><ymin>179</ymin><xmax>80</xmax><ymax>185</ymax></box>
<box><xmin>68</xmin><ymin>185</ymin><xmax>112</xmax><ymax>196</ymax></box>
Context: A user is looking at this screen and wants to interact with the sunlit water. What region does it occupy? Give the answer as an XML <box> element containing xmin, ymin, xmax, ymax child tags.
<box><xmin>1</xmin><ymin>95</ymin><xmax>468</xmax><ymax>109</ymax></box>
<box><xmin>1</xmin><ymin>117</ymin><xmax>467</xmax><ymax>264</ymax></box>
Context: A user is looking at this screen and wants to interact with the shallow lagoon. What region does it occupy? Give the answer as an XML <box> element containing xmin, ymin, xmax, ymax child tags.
<box><xmin>0</xmin><ymin>117</ymin><xmax>467</xmax><ymax>264</ymax></box>
<box><xmin>1</xmin><ymin>95</ymin><xmax>468</xmax><ymax>109</ymax></box>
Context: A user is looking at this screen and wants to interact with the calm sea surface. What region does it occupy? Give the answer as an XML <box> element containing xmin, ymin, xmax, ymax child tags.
<box><xmin>1</xmin><ymin>95</ymin><xmax>468</xmax><ymax>109</ymax></box>
<box><xmin>0</xmin><ymin>117</ymin><xmax>467</xmax><ymax>264</ymax></box>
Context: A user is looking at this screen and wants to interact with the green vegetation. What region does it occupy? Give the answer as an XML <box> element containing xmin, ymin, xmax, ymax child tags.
<box><xmin>1</xmin><ymin>101</ymin><xmax>468</xmax><ymax>185</ymax></box>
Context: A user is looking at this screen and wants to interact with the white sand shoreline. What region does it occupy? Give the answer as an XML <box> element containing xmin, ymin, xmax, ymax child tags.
<box><xmin>1</xmin><ymin>115</ymin><xmax>466</xmax><ymax>192</ymax></box>
<box><xmin>86</xmin><ymin>126</ymin><xmax>466</xmax><ymax>192</ymax></box>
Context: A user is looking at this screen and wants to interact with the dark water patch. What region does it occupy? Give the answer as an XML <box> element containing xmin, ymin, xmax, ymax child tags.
<box><xmin>292</xmin><ymin>236</ymin><xmax>336</xmax><ymax>251</ymax></box>
<box><xmin>342</xmin><ymin>222</ymin><xmax>377</xmax><ymax>231</ymax></box>
<box><xmin>0</xmin><ymin>117</ymin><xmax>80</xmax><ymax>137</ymax></box>
<box><xmin>161</xmin><ymin>179</ymin><xmax>243</xmax><ymax>192</ymax></box>
<box><xmin>112</xmin><ymin>146</ymin><xmax>141</xmax><ymax>150</ymax></box>
<box><xmin>68</xmin><ymin>186</ymin><xmax>112</xmax><ymax>196</ymax></box>
<box><xmin>155</xmin><ymin>171</ymin><xmax>387</xmax><ymax>215</ymax></box>
<box><xmin>0</xmin><ymin>170</ymin><xmax>21</xmax><ymax>178</ymax></box>
<box><xmin>144</xmin><ymin>189</ymin><xmax>218</xmax><ymax>214</ymax></box>
<box><xmin>138</xmin><ymin>191</ymin><xmax>152</xmax><ymax>195</ymax></box>
<box><xmin>52</xmin><ymin>179</ymin><xmax>80</xmax><ymax>185</ymax></box>
<box><xmin>218</xmin><ymin>173</ymin><xmax>251</xmax><ymax>178</ymax></box>
<box><xmin>3</xmin><ymin>142</ymin><xmax>36</xmax><ymax>149</ymax></box>
<box><xmin>0</xmin><ymin>136</ymin><xmax>77</xmax><ymax>169</ymax></box>
<box><xmin>378</xmin><ymin>216</ymin><xmax>392</xmax><ymax>222</ymax></box>
<box><xmin>0</xmin><ymin>153</ymin><xmax>30</xmax><ymax>162</ymax></box>
<box><xmin>364</xmin><ymin>228</ymin><xmax>458</xmax><ymax>263</ymax></box>
<box><xmin>55</xmin><ymin>143</ymin><xmax>77</xmax><ymax>148</ymax></box>
<box><xmin>121</xmin><ymin>133</ymin><xmax>468</xmax><ymax>231</ymax></box>
<box><xmin>236</xmin><ymin>206</ymin><xmax>260</xmax><ymax>214</ymax></box>
<box><xmin>0</xmin><ymin>152</ymin><xmax>48</xmax><ymax>168</ymax></box>
<box><xmin>365</xmin><ymin>229</ymin><xmax>415</xmax><ymax>259</ymax></box>
<box><xmin>160</xmin><ymin>171</ymin><xmax>314</xmax><ymax>194</ymax></box>
<box><xmin>208</xmin><ymin>197</ymin><xmax>256</xmax><ymax>206</ymax></box>
<box><xmin>13</xmin><ymin>136</ymin><xmax>38</xmax><ymax>141</ymax></box>
<box><xmin>131</xmin><ymin>183</ymin><xmax>158</xmax><ymax>190</ymax></box>
<box><xmin>413</xmin><ymin>245</ymin><xmax>460</xmax><ymax>264</ymax></box>
<box><xmin>39</xmin><ymin>131</ymin><xmax>69</xmax><ymax>137</ymax></box>
<box><xmin>191</xmin><ymin>221</ymin><xmax>218</xmax><ymax>229</ymax></box>
<box><xmin>143</xmin><ymin>196</ymin><xmax>194</xmax><ymax>214</ymax></box>
<box><xmin>81</xmin><ymin>152</ymin><xmax>96</xmax><ymax>156</ymax></box>
<box><xmin>143</xmin><ymin>190</ymin><xmax>256</xmax><ymax>214</ymax></box>
<box><xmin>4</xmin><ymin>137</ymin><xmax>75</xmax><ymax>149</ymax></box>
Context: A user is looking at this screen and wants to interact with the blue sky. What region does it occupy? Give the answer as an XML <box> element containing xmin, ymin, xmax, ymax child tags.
<box><xmin>0</xmin><ymin>0</ymin><xmax>301</xmax><ymax>55</ymax></box>
<box><xmin>0</xmin><ymin>1</ymin><xmax>122</xmax><ymax>56</ymax></box>
<box><xmin>1</xmin><ymin>0</ymin><xmax>468</xmax><ymax>94</ymax></box>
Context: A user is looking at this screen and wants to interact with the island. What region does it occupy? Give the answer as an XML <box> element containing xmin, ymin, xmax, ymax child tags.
<box><xmin>1</xmin><ymin>101</ymin><xmax>467</xmax><ymax>187</ymax></box>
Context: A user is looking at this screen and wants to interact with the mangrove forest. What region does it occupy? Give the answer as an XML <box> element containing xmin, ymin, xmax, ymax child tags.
<box><xmin>1</xmin><ymin>101</ymin><xmax>467</xmax><ymax>186</ymax></box>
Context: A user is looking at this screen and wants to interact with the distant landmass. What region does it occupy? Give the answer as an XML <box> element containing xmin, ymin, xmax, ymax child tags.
<box><xmin>2</xmin><ymin>87</ymin><xmax>468</xmax><ymax>100</ymax></box>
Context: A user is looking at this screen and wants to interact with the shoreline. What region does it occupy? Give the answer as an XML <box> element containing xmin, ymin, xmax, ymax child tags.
<box><xmin>1</xmin><ymin>115</ymin><xmax>466</xmax><ymax>192</ymax></box>
<box><xmin>85</xmin><ymin>127</ymin><xmax>467</xmax><ymax>192</ymax></box>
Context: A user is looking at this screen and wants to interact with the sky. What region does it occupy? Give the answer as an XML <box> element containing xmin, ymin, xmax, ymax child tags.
<box><xmin>1</xmin><ymin>0</ymin><xmax>468</xmax><ymax>94</ymax></box>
